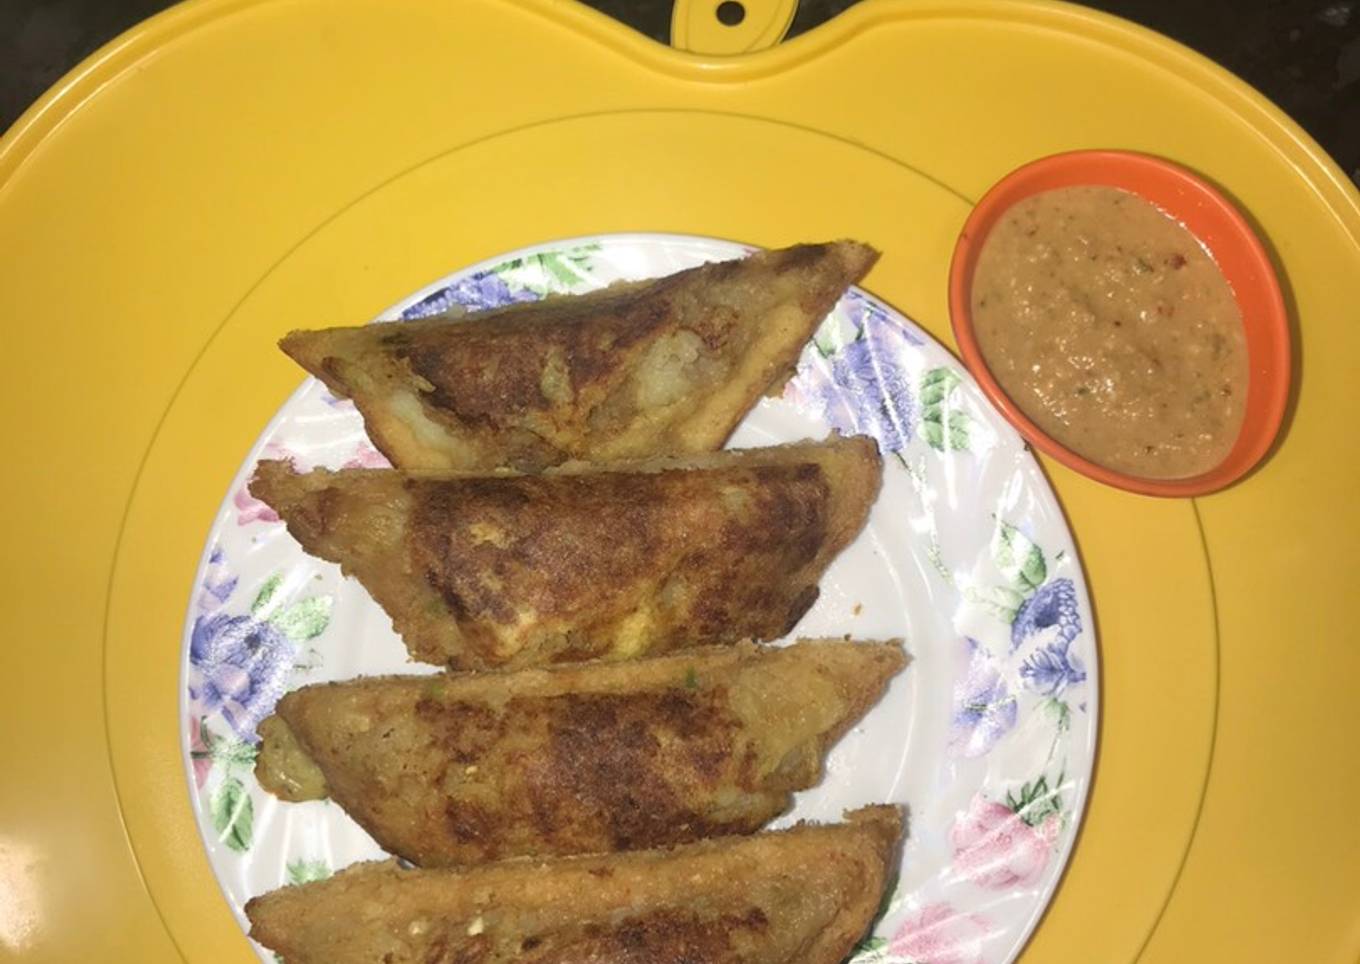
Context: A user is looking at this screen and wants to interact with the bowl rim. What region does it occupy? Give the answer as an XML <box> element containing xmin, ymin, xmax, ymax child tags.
<box><xmin>948</xmin><ymin>148</ymin><xmax>1291</xmax><ymax>498</ymax></box>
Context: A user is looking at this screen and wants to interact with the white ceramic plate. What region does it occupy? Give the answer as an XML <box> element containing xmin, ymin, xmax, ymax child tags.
<box><xmin>180</xmin><ymin>233</ymin><xmax>1098</xmax><ymax>964</ymax></box>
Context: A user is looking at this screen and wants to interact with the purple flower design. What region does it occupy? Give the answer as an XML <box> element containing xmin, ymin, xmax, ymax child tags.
<box><xmin>188</xmin><ymin>612</ymin><xmax>294</xmax><ymax>743</ymax></box>
<box><xmin>196</xmin><ymin>547</ymin><xmax>238</xmax><ymax>614</ymax></box>
<box><xmin>1011</xmin><ymin>578</ymin><xmax>1081</xmax><ymax>650</ymax></box>
<box><xmin>1012</xmin><ymin>577</ymin><xmax>1085</xmax><ymax>695</ymax></box>
<box><xmin>1019</xmin><ymin>642</ymin><xmax>1088</xmax><ymax>696</ymax></box>
<box><xmin>952</xmin><ymin>638</ymin><xmax>1019</xmax><ymax>757</ymax></box>
<box><xmin>400</xmin><ymin>270</ymin><xmax>539</xmax><ymax>320</ymax></box>
<box><xmin>817</xmin><ymin>312</ymin><xmax>917</xmax><ymax>452</ymax></box>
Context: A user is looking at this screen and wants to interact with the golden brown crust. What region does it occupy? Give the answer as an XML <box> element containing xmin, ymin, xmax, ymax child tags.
<box><xmin>245</xmin><ymin>805</ymin><xmax>904</xmax><ymax>964</ymax></box>
<box><xmin>254</xmin><ymin>640</ymin><xmax>906</xmax><ymax>865</ymax></box>
<box><xmin>249</xmin><ymin>436</ymin><xmax>882</xmax><ymax>669</ymax></box>
<box><xmin>279</xmin><ymin>241</ymin><xmax>879</xmax><ymax>471</ymax></box>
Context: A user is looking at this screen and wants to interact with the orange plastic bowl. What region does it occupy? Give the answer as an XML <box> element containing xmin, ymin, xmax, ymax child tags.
<box><xmin>948</xmin><ymin>150</ymin><xmax>1291</xmax><ymax>497</ymax></box>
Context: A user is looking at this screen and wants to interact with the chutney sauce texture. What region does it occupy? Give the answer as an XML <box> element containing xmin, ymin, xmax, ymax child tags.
<box><xmin>971</xmin><ymin>186</ymin><xmax>1247</xmax><ymax>479</ymax></box>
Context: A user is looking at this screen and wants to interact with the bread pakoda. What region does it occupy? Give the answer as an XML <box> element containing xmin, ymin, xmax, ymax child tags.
<box><xmin>255</xmin><ymin>639</ymin><xmax>906</xmax><ymax>865</ymax></box>
<box><xmin>245</xmin><ymin>804</ymin><xmax>903</xmax><ymax>964</ymax></box>
<box><xmin>249</xmin><ymin>435</ymin><xmax>882</xmax><ymax>669</ymax></box>
<box><xmin>279</xmin><ymin>241</ymin><xmax>878</xmax><ymax>471</ymax></box>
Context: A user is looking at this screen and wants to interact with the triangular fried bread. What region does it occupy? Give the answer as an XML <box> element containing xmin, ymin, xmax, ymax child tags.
<box><xmin>249</xmin><ymin>435</ymin><xmax>882</xmax><ymax>669</ymax></box>
<box><xmin>245</xmin><ymin>805</ymin><xmax>904</xmax><ymax>964</ymax></box>
<box><xmin>281</xmin><ymin>241</ymin><xmax>878</xmax><ymax>471</ymax></box>
<box><xmin>255</xmin><ymin>639</ymin><xmax>907</xmax><ymax>865</ymax></box>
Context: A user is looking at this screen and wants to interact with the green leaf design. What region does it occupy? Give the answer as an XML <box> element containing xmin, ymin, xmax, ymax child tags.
<box><xmin>492</xmin><ymin>243</ymin><xmax>599</xmax><ymax>295</ymax></box>
<box><xmin>539</xmin><ymin>251</ymin><xmax>586</xmax><ymax>288</ymax></box>
<box><xmin>215</xmin><ymin>736</ymin><xmax>257</xmax><ymax>770</ymax></box>
<box><xmin>1006</xmin><ymin>775</ymin><xmax>1063</xmax><ymax>827</ymax></box>
<box><xmin>920</xmin><ymin>367</ymin><xmax>973</xmax><ymax>452</ymax></box>
<box><xmin>993</xmin><ymin>521</ymin><xmax>1047</xmax><ymax>594</ymax></box>
<box><xmin>1046</xmin><ymin>697</ymin><xmax>1073</xmax><ymax>733</ymax></box>
<box><xmin>922</xmin><ymin>410</ymin><xmax>971</xmax><ymax>452</ymax></box>
<box><xmin>286</xmin><ymin>858</ymin><xmax>332</xmax><ymax>886</ymax></box>
<box><xmin>920</xmin><ymin>366</ymin><xmax>961</xmax><ymax>404</ymax></box>
<box><xmin>210</xmin><ymin>776</ymin><xmax>254</xmax><ymax>852</ymax></box>
<box><xmin>251</xmin><ymin>573</ymin><xmax>283</xmax><ymax>616</ymax></box>
<box><xmin>964</xmin><ymin>584</ymin><xmax>1025</xmax><ymax>624</ymax></box>
<box><xmin>270</xmin><ymin>595</ymin><xmax>333</xmax><ymax>642</ymax></box>
<box><xmin>198</xmin><ymin>721</ymin><xmax>258</xmax><ymax>771</ymax></box>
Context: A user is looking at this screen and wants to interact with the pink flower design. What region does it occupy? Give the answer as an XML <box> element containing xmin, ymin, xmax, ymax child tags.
<box><xmin>189</xmin><ymin>717</ymin><xmax>212</xmax><ymax>789</ymax></box>
<box><xmin>233</xmin><ymin>485</ymin><xmax>280</xmax><ymax>525</ymax></box>
<box><xmin>889</xmin><ymin>902</ymin><xmax>991</xmax><ymax>964</ymax></box>
<box><xmin>949</xmin><ymin>794</ymin><xmax>1060</xmax><ymax>889</ymax></box>
<box><xmin>342</xmin><ymin>442</ymin><xmax>391</xmax><ymax>469</ymax></box>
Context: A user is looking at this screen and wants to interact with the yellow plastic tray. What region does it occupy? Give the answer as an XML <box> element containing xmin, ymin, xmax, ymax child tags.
<box><xmin>1</xmin><ymin>1</ymin><xmax>1356</xmax><ymax>961</ymax></box>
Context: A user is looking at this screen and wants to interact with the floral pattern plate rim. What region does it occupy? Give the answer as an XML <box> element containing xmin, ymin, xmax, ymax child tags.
<box><xmin>179</xmin><ymin>233</ymin><xmax>1099</xmax><ymax>964</ymax></box>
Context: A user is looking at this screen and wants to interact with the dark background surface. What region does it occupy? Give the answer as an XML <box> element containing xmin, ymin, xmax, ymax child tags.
<box><xmin>2</xmin><ymin>0</ymin><xmax>1357</xmax><ymax>184</ymax></box>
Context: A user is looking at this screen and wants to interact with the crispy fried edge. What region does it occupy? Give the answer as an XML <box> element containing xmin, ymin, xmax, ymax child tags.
<box><xmin>244</xmin><ymin>804</ymin><xmax>905</xmax><ymax>963</ymax></box>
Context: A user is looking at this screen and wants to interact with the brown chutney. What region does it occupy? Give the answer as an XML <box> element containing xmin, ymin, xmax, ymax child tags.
<box><xmin>970</xmin><ymin>185</ymin><xmax>1248</xmax><ymax>479</ymax></box>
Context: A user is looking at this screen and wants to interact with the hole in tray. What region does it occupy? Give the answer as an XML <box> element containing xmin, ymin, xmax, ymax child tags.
<box><xmin>716</xmin><ymin>1</ymin><xmax>746</xmax><ymax>26</ymax></box>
